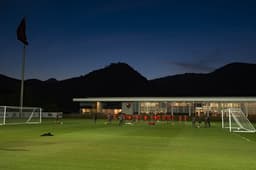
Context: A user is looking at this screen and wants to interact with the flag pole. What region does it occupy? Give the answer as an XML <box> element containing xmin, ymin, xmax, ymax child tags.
<box><xmin>17</xmin><ymin>17</ymin><xmax>28</xmax><ymax>115</ymax></box>
<box><xmin>20</xmin><ymin>45</ymin><xmax>26</xmax><ymax>114</ymax></box>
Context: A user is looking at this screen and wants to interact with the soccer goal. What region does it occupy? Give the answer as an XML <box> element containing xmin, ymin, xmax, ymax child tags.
<box><xmin>0</xmin><ymin>106</ymin><xmax>42</xmax><ymax>125</ymax></box>
<box><xmin>221</xmin><ymin>108</ymin><xmax>256</xmax><ymax>133</ymax></box>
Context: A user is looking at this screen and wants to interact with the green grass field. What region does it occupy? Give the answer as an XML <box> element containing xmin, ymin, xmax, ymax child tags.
<box><xmin>0</xmin><ymin>119</ymin><xmax>256</xmax><ymax>170</ymax></box>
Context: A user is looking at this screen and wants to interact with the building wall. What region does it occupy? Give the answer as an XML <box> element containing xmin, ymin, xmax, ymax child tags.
<box><xmin>121</xmin><ymin>102</ymin><xmax>134</xmax><ymax>115</ymax></box>
<box><xmin>78</xmin><ymin>101</ymin><xmax>256</xmax><ymax>118</ymax></box>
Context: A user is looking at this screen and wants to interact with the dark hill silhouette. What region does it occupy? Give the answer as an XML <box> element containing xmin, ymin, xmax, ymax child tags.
<box><xmin>150</xmin><ymin>62</ymin><xmax>256</xmax><ymax>96</ymax></box>
<box><xmin>207</xmin><ymin>63</ymin><xmax>256</xmax><ymax>96</ymax></box>
<box><xmin>0</xmin><ymin>62</ymin><xmax>256</xmax><ymax>112</ymax></box>
<box><xmin>60</xmin><ymin>62</ymin><xmax>149</xmax><ymax>97</ymax></box>
<box><xmin>150</xmin><ymin>73</ymin><xmax>207</xmax><ymax>96</ymax></box>
<box><xmin>0</xmin><ymin>74</ymin><xmax>20</xmax><ymax>105</ymax></box>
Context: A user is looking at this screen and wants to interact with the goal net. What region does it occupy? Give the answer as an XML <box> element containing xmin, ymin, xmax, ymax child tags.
<box><xmin>0</xmin><ymin>106</ymin><xmax>42</xmax><ymax>125</ymax></box>
<box><xmin>221</xmin><ymin>108</ymin><xmax>256</xmax><ymax>133</ymax></box>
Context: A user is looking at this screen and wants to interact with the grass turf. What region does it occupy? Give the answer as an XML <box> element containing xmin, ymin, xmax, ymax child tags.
<box><xmin>0</xmin><ymin>119</ymin><xmax>256</xmax><ymax>170</ymax></box>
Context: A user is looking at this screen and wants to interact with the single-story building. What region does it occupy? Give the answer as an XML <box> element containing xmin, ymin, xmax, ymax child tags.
<box><xmin>73</xmin><ymin>97</ymin><xmax>256</xmax><ymax>120</ymax></box>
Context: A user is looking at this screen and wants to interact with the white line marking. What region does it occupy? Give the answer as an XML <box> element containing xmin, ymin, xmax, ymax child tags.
<box><xmin>233</xmin><ymin>133</ymin><xmax>254</xmax><ymax>143</ymax></box>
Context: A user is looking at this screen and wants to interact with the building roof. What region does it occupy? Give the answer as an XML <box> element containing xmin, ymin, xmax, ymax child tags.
<box><xmin>73</xmin><ymin>97</ymin><xmax>256</xmax><ymax>102</ymax></box>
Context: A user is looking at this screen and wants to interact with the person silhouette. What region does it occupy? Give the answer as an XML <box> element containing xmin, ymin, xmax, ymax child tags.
<box><xmin>93</xmin><ymin>112</ymin><xmax>97</xmax><ymax>124</ymax></box>
<box><xmin>119</xmin><ymin>113</ymin><xmax>124</xmax><ymax>126</ymax></box>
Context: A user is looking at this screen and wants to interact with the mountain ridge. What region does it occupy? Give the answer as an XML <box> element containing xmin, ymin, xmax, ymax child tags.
<box><xmin>1</xmin><ymin>62</ymin><xmax>256</xmax><ymax>112</ymax></box>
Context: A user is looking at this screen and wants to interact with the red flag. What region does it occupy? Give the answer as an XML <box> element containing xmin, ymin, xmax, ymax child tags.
<box><xmin>17</xmin><ymin>17</ymin><xmax>28</xmax><ymax>45</ymax></box>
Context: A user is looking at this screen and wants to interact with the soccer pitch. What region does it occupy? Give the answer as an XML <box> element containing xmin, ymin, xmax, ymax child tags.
<box><xmin>0</xmin><ymin>119</ymin><xmax>256</xmax><ymax>170</ymax></box>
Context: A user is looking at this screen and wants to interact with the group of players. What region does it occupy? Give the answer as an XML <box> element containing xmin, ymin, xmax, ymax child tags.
<box><xmin>91</xmin><ymin>112</ymin><xmax>211</xmax><ymax>127</ymax></box>
<box><xmin>192</xmin><ymin>113</ymin><xmax>211</xmax><ymax>128</ymax></box>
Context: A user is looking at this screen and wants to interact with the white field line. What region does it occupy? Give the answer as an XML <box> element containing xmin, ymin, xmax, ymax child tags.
<box><xmin>233</xmin><ymin>133</ymin><xmax>255</xmax><ymax>143</ymax></box>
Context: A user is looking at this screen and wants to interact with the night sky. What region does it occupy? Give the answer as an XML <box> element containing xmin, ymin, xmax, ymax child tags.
<box><xmin>1</xmin><ymin>0</ymin><xmax>256</xmax><ymax>81</ymax></box>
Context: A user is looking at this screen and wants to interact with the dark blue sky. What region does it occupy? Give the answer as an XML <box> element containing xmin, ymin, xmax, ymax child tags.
<box><xmin>1</xmin><ymin>0</ymin><xmax>256</xmax><ymax>80</ymax></box>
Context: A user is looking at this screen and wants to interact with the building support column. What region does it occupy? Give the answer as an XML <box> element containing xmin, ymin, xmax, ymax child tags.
<box><xmin>189</xmin><ymin>102</ymin><xmax>191</xmax><ymax>117</ymax></box>
<box><xmin>171</xmin><ymin>102</ymin><xmax>174</xmax><ymax>117</ymax></box>
<box><xmin>244</xmin><ymin>102</ymin><xmax>249</xmax><ymax>117</ymax></box>
<box><xmin>138</xmin><ymin>101</ymin><xmax>141</xmax><ymax>115</ymax></box>
<box><xmin>96</xmin><ymin>101</ymin><xmax>102</xmax><ymax>113</ymax></box>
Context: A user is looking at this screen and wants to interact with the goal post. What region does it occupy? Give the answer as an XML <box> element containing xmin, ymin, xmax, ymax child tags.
<box><xmin>222</xmin><ymin>108</ymin><xmax>256</xmax><ymax>133</ymax></box>
<box><xmin>0</xmin><ymin>106</ymin><xmax>42</xmax><ymax>125</ymax></box>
